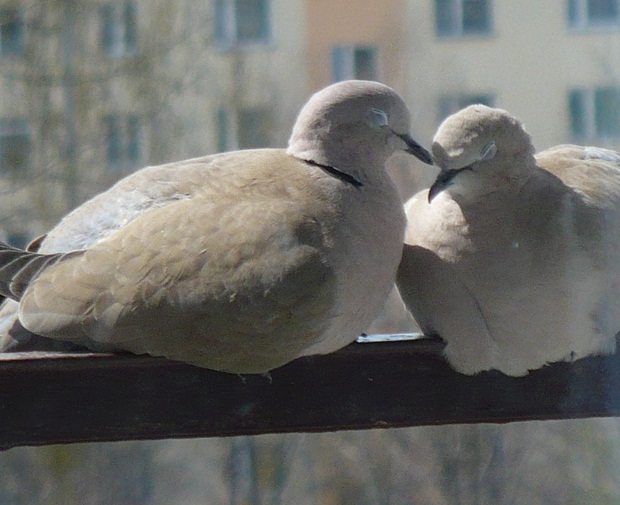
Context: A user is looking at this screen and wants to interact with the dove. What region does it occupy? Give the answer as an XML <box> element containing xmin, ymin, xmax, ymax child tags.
<box><xmin>396</xmin><ymin>104</ymin><xmax>620</xmax><ymax>376</ymax></box>
<box><xmin>0</xmin><ymin>80</ymin><xmax>432</xmax><ymax>374</ymax></box>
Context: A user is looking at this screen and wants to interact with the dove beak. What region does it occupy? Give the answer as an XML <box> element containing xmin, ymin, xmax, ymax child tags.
<box><xmin>395</xmin><ymin>132</ymin><xmax>433</xmax><ymax>165</ymax></box>
<box><xmin>428</xmin><ymin>166</ymin><xmax>472</xmax><ymax>203</ymax></box>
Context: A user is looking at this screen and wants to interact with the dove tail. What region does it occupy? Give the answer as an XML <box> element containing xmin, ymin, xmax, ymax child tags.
<box><xmin>0</xmin><ymin>242</ymin><xmax>73</xmax><ymax>301</ymax></box>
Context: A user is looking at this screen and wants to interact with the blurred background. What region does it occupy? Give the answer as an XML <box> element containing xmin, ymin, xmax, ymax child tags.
<box><xmin>2</xmin><ymin>0</ymin><xmax>620</xmax><ymax>503</ymax></box>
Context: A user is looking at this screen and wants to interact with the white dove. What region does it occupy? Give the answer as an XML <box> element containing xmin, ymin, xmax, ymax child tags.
<box><xmin>397</xmin><ymin>104</ymin><xmax>620</xmax><ymax>376</ymax></box>
<box><xmin>0</xmin><ymin>80</ymin><xmax>432</xmax><ymax>374</ymax></box>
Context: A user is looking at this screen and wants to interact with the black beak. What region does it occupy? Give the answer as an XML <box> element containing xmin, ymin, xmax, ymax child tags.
<box><xmin>428</xmin><ymin>166</ymin><xmax>471</xmax><ymax>202</ymax></box>
<box><xmin>395</xmin><ymin>132</ymin><xmax>433</xmax><ymax>165</ymax></box>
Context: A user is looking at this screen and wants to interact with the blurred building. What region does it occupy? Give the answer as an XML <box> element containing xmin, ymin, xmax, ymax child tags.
<box><xmin>304</xmin><ymin>0</ymin><xmax>620</xmax><ymax>333</ymax></box>
<box><xmin>3</xmin><ymin>0</ymin><xmax>620</xmax><ymax>241</ymax></box>
<box><xmin>405</xmin><ymin>0</ymin><xmax>620</xmax><ymax>162</ymax></box>
<box><xmin>305</xmin><ymin>0</ymin><xmax>437</xmax><ymax>203</ymax></box>
<box><xmin>3</xmin><ymin>5</ymin><xmax>620</xmax><ymax>504</ymax></box>
<box><xmin>0</xmin><ymin>0</ymin><xmax>307</xmax><ymax>243</ymax></box>
<box><xmin>307</xmin><ymin>0</ymin><xmax>620</xmax><ymax>202</ymax></box>
<box><xmin>305</xmin><ymin>0</ymin><xmax>407</xmax><ymax>91</ymax></box>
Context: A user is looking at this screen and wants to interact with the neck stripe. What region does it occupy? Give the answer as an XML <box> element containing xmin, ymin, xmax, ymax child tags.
<box><xmin>303</xmin><ymin>159</ymin><xmax>363</xmax><ymax>189</ymax></box>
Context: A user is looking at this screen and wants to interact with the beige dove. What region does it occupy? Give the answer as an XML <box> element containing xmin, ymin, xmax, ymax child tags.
<box><xmin>397</xmin><ymin>104</ymin><xmax>620</xmax><ymax>376</ymax></box>
<box><xmin>0</xmin><ymin>80</ymin><xmax>432</xmax><ymax>374</ymax></box>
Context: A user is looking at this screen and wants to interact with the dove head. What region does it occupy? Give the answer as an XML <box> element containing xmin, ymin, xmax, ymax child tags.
<box><xmin>428</xmin><ymin>104</ymin><xmax>536</xmax><ymax>202</ymax></box>
<box><xmin>287</xmin><ymin>80</ymin><xmax>432</xmax><ymax>181</ymax></box>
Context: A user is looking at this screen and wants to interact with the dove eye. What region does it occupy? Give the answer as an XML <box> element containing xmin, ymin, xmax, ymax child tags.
<box><xmin>479</xmin><ymin>142</ymin><xmax>497</xmax><ymax>162</ymax></box>
<box><xmin>368</xmin><ymin>108</ymin><xmax>389</xmax><ymax>128</ymax></box>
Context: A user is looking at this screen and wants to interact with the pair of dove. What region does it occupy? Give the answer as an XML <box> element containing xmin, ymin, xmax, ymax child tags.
<box><xmin>0</xmin><ymin>80</ymin><xmax>618</xmax><ymax>376</ymax></box>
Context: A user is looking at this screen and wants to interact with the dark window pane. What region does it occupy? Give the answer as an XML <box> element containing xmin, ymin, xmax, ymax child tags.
<box><xmin>7</xmin><ymin>232</ymin><xmax>27</xmax><ymax>249</ymax></box>
<box><xmin>0</xmin><ymin>133</ymin><xmax>30</xmax><ymax>172</ymax></box>
<box><xmin>568</xmin><ymin>89</ymin><xmax>586</xmax><ymax>137</ymax></box>
<box><xmin>236</xmin><ymin>0</ymin><xmax>270</xmax><ymax>42</ymax></box>
<box><xmin>435</xmin><ymin>0</ymin><xmax>454</xmax><ymax>35</ymax></box>
<box><xmin>105</xmin><ymin>115</ymin><xmax>141</xmax><ymax>169</ymax></box>
<box><xmin>105</xmin><ymin>116</ymin><xmax>122</xmax><ymax>164</ymax></box>
<box><xmin>214</xmin><ymin>0</ymin><xmax>229</xmax><ymax>44</ymax></box>
<box><xmin>331</xmin><ymin>46</ymin><xmax>350</xmax><ymax>82</ymax></box>
<box><xmin>216</xmin><ymin>108</ymin><xmax>230</xmax><ymax>152</ymax></box>
<box><xmin>464</xmin><ymin>94</ymin><xmax>494</xmax><ymax>107</ymax></box>
<box><xmin>124</xmin><ymin>2</ymin><xmax>137</xmax><ymax>52</ymax></box>
<box><xmin>567</xmin><ymin>0</ymin><xmax>578</xmax><ymax>25</ymax></box>
<box><xmin>354</xmin><ymin>47</ymin><xmax>377</xmax><ymax>81</ymax></box>
<box><xmin>237</xmin><ymin>108</ymin><xmax>271</xmax><ymax>149</ymax></box>
<box><xmin>0</xmin><ymin>9</ymin><xmax>24</xmax><ymax>56</ymax></box>
<box><xmin>101</xmin><ymin>5</ymin><xmax>115</xmax><ymax>53</ymax></box>
<box><xmin>588</xmin><ymin>0</ymin><xmax>619</xmax><ymax>22</ymax></box>
<box><xmin>438</xmin><ymin>96</ymin><xmax>456</xmax><ymax>120</ymax></box>
<box><xmin>0</xmin><ymin>119</ymin><xmax>30</xmax><ymax>173</ymax></box>
<box><xmin>438</xmin><ymin>94</ymin><xmax>495</xmax><ymax>121</ymax></box>
<box><xmin>127</xmin><ymin>116</ymin><xmax>141</xmax><ymax>162</ymax></box>
<box><xmin>595</xmin><ymin>87</ymin><xmax>620</xmax><ymax>137</ymax></box>
<box><xmin>463</xmin><ymin>0</ymin><xmax>491</xmax><ymax>33</ymax></box>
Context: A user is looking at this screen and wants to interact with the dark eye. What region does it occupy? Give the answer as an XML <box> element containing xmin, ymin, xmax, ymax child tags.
<box><xmin>368</xmin><ymin>108</ymin><xmax>389</xmax><ymax>128</ymax></box>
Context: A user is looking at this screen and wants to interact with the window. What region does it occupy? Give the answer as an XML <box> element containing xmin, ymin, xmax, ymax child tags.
<box><xmin>237</xmin><ymin>107</ymin><xmax>272</xmax><ymax>148</ymax></box>
<box><xmin>216</xmin><ymin>108</ymin><xmax>234</xmax><ymax>152</ymax></box>
<box><xmin>0</xmin><ymin>8</ymin><xmax>24</xmax><ymax>56</ymax></box>
<box><xmin>215</xmin><ymin>0</ymin><xmax>271</xmax><ymax>47</ymax></box>
<box><xmin>435</xmin><ymin>0</ymin><xmax>492</xmax><ymax>37</ymax></box>
<box><xmin>215</xmin><ymin>107</ymin><xmax>273</xmax><ymax>150</ymax></box>
<box><xmin>438</xmin><ymin>93</ymin><xmax>496</xmax><ymax>121</ymax></box>
<box><xmin>331</xmin><ymin>46</ymin><xmax>378</xmax><ymax>82</ymax></box>
<box><xmin>0</xmin><ymin>119</ymin><xmax>30</xmax><ymax>174</ymax></box>
<box><xmin>6</xmin><ymin>231</ymin><xmax>27</xmax><ymax>249</ymax></box>
<box><xmin>569</xmin><ymin>87</ymin><xmax>620</xmax><ymax>139</ymax></box>
<box><xmin>568</xmin><ymin>0</ymin><xmax>620</xmax><ymax>28</ymax></box>
<box><xmin>104</xmin><ymin>115</ymin><xmax>141</xmax><ymax>170</ymax></box>
<box><xmin>101</xmin><ymin>1</ymin><xmax>137</xmax><ymax>57</ymax></box>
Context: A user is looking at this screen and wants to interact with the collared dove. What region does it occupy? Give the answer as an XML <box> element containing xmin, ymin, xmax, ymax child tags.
<box><xmin>397</xmin><ymin>104</ymin><xmax>620</xmax><ymax>376</ymax></box>
<box><xmin>0</xmin><ymin>80</ymin><xmax>432</xmax><ymax>374</ymax></box>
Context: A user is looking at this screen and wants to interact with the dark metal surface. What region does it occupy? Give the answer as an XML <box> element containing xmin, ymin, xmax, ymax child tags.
<box><xmin>1</xmin><ymin>335</ymin><xmax>619</xmax><ymax>449</ymax></box>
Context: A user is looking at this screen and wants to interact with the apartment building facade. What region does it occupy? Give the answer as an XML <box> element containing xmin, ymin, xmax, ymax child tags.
<box><xmin>0</xmin><ymin>0</ymin><xmax>307</xmax><ymax>244</ymax></box>
<box><xmin>306</xmin><ymin>0</ymin><xmax>620</xmax><ymax>198</ymax></box>
<box><xmin>405</xmin><ymin>0</ymin><xmax>620</xmax><ymax>157</ymax></box>
<box><xmin>3</xmin><ymin>0</ymin><xmax>620</xmax><ymax>243</ymax></box>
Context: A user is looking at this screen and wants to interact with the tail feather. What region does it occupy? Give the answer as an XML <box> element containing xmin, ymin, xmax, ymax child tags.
<box><xmin>0</xmin><ymin>242</ymin><xmax>78</xmax><ymax>302</ymax></box>
<box><xmin>10</xmin><ymin>253</ymin><xmax>67</xmax><ymax>299</ymax></box>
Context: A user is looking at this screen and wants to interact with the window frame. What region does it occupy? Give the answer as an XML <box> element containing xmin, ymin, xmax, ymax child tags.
<box><xmin>216</xmin><ymin>106</ymin><xmax>274</xmax><ymax>151</ymax></box>
<box><xmin>104</xmin><ymin>114</ymin><xmax>142</xmax><ymax>172</ymax></box>
<box><xmin>0</xmin><ymin>8</ymin><xmax>25</xmax><ymax>57</ymax></box>
<box><xmin>568</xmin><ymin>87</ymin><xmax>620</xmax><ymax>141</ymax></box>
<box><xmin>567</xmin><ymin>0</ymin><xmax>620</xmax><ymax>31</ymax></box>
<box><xmin>435</xmin><ymin>0</ymin><xmax>494</xmax><ymax>38</ymax></box>
<box><xmin>236</xmin><ymin>106</ymin><xmax>273</xmax><ymax>149</ymax></box>
<box><xmin>214</xmin><ymin>0</ymin><xmax>273</xmax><ymax>49</ymax></box>
<box><xmin>437</xmin><ymin>92</ymin><xmax>496</xmax><ymax>122</ymax></box>
<box><xmin>100</xmin><ymin>1</ymin><xmax>138</xmax><ymax>58</ymax></box>
<box><xmin>331</xmin><ymin>45</ymin><xmax>380</xmax><ymax>83</ymax></box>
<box><xmin>0</xmin><ymin>119</ymin><xmax>31</xmax><ymax>175</ymax></box>
<box><xmin>216</xmin><ymin>108</ymin><xmax>236</xmax><ymax>152</ymax></box>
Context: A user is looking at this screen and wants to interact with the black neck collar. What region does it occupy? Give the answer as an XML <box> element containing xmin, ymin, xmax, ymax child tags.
<box><xmin>303</xmin><ymin>159</ymin><xmax>363</xmax><ymax>189</ymax></box>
